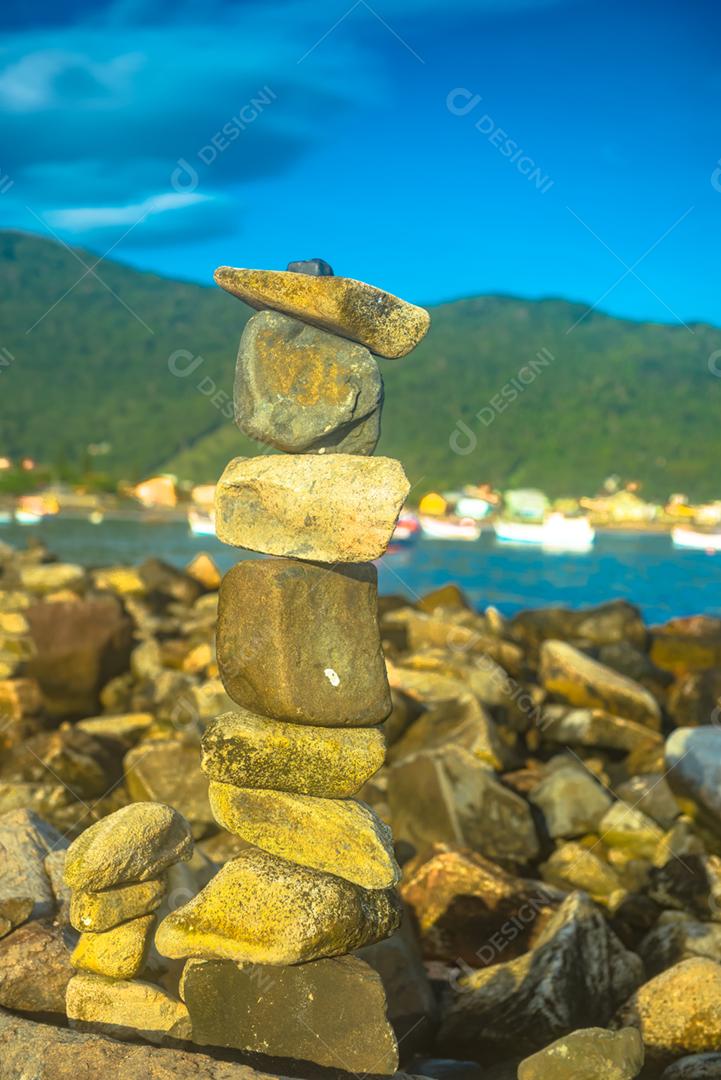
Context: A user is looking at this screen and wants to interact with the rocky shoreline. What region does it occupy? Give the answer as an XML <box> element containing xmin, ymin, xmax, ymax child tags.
<box><xmin>2</xmin><ymin>537</ymin><xmax>721</xmax><ymax>1078</ymax></box>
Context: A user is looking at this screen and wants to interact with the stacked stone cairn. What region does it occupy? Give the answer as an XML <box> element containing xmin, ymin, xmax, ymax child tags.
<box><xmin>154</xmin><ymin>259</ymin><xmax>431</xmax><ymax>1073</ymax></box>
<box><xmin>62</xmin><ymin>801</ymin><xmax>195</xmax><ymax>1041</ymax></box>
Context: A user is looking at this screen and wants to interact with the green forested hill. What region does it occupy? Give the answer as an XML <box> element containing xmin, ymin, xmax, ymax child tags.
<box><xmin>1</xmin><ymin>229</ymin><xmax>719</xmax><ymax>499</ymax></box>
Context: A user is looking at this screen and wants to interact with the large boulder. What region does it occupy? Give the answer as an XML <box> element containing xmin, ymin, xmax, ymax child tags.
<box><xmin>24</xmin><ymin>596</ymin><xmax>134</xmax><ymax>717</ymax></box>
<box><xmin>437</xmin><ymin>891</ymin><xmax>643</xmax><ymax>1061</ymax></box>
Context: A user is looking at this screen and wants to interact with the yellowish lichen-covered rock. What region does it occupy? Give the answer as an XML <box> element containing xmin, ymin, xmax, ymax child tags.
<box><xmin>208</xmin><ymin>781</ymin><xmax>400</xmax><ymax>889</ymax></box>
<box><xmin>155</xmin><ymin>848</ymin><xmax>401</xmax><ymax>965</ymax></box>
<box><xmin>201</xmin><ymin>710</ymin><xmax>386</xmax><ymax>797</ymax></box>
<box><xmin>71</xmin><ymin>913</ymin><xmax>155</xmax><ymax>979</ymax></box>
<box><xmin>616</xmin><ymin>957</ymin><xmax>721</xmax><ymax>1064</ymax></box>
<box><xmin>540</xmin><ymin>640</ymin><xmax>661</xmax><ymax>728</ymax></box>
<box><xmin>66</xmin><ymin>972</ymin><xmax>191</xmax><ymax>1044</ymax></box>
<box><xmin>215</xmin><ymin>454</ymin><xmax>409</xmax><ymax>563</ymax></box>
<box><xmin>63</xmin><ymin>802</ymin><xmax>193</xmax><ymax>891</ymax></box>
<box><xmin>70</xmin><ymin>879</ymin><xmax>166</xmax><ymax>933</ymax></box>
<box><xmin>214</xmin><ymin>266</ymin><xmax>431</xmax><ymax>359</ymax></box>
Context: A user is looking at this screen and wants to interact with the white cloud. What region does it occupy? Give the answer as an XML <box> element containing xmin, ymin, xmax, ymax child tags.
<box><xmin>46</xmin><ymin>190</ymin><xmax>211</xmax><ymax>231</ymax></box>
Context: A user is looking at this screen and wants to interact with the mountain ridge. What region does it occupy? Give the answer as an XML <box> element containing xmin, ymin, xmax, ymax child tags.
<box><xmin>1</xmin><ymin>229</ymin><xmax>718</xmax><ymax>499</ymax></box>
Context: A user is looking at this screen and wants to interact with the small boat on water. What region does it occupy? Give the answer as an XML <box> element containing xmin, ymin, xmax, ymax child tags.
<box><xmin>188</xmin><ymin>508</ymin><xmax>216</xmax><ymax>537</ymax></box>
<box><xmin>419</xmin><ymin>515</ymin><xmax>482</xmax><ymax>542</ymax></box>
<box><xmin>391</xmin><ymin>513</ymin><xmax>421</xmax><ymax>546</ymax></box>
<box><xmin>672</xmin><ymin>526</ymin><xmax>721</xmax><ymax>553</ymax></box>
<box><xmin>494</xmin><ymin>513</ymin><xmax>595</xmax><ymax>551</ymax></box>
<box><xmin>14</xmin><ymin>509</ymin><xmax>43</xmax><ymax>525</ymax></box>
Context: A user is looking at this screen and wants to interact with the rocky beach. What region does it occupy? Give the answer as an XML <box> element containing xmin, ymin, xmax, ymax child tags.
<box><xmin>2</xmin><ymin>532</ymin><xmax>721</xmax><ymax>1078</ymax></box>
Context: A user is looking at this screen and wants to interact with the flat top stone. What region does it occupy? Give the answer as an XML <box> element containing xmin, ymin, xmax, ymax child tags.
<box><xmin>155</xmin><ymin>847</ymin><xmax>400</xmax><ymax>966</ymax></box>
<box><xmin>214</xmin><ymin>455</ymin><xmax>409</xmax><ymax>563</ymax></box>
<box><xmin>63</xmin><ymin>802</ymin><xmax>193</xmax><ymax>891</ymax></box>
<box><xmin>214</xmin><ymin>266</ymin><xmax>431</xmax><ymax>358</ymax></box>
<box><xmin>208</xmin><ymin>781</ymin><xmax>400</xmax><ymax>889</ymax></box>
<box><xmin>201</xmin><ymin>710</ymin><xmax>385</xmax><ymax>797</ymax></box>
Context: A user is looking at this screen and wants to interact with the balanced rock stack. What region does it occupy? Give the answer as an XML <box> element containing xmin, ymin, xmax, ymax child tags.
<box><xmin>63</xmin><ymin>801</ymin><xmax>194</xmax><ymax>1041</ymax></box>
<box><xmin>155</xmin><ymin>260</ymin><xmax>431</xmax><ymax>1073</ymax></box>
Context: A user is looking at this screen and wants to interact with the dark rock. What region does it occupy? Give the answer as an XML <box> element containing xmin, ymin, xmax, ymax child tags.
<box><xmin>217</xmin><ymin>559</ymin><xmax>391</xmax><ymax>726</ymax></box>
<box><xmin>24</xmin><ymin>597</ymin><xmax>134</xmax><ymax>718</ymax></box>
<box><xmin>138</xmin><ymin>558</ymin><xmax>204</xmax><ymax>611</ymax></box>
<box><xmin>648</xmin><ymin>853</ymin><xmax>721</xmax><ymax>921</ymax></box>
<box><xmin>0</xmin><ymin>917</ymin><xmax>75</xmax><ymax>1013</ymax></box>
<box><xmin>510</xmin><ymin>600</ymin><xmax>647</xmax><ymax>658</ymax></box>
<box><xmin>661</xmin><ymin>1055</ymin><xmax>721</xmax><ymax>1078</ymax></box>
<box><xmin>234</xmin><ymin>310</ymin><xmax>383</xmax><ymax>455</ymax></box>
<box><xmin>638</xmin><ymin>913</ymin><xmax>721</xmax><ymax>977</ymax></box>
<box><xmin>286</xmin><ymin>257</ymin><xmax>334</xmax><ymax>275</ymax></box>
<box><xmin>181</xmin><ymin>954</ymin><xmax>398</xmax><ymax>1074</ymax></box>
<box><xmin>437</xmin><ymin>891</ymin><xmax>643</xmax><ymax>1061</ymax></box>
<box><xmin>400</xmin><ymin>845</ymin><xmax>560</xmax><ymax>966</ymax></box>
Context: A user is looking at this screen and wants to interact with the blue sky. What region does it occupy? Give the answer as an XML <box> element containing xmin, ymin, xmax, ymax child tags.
<box><xmin>1</xmin><ymin>0</ymin><xmax>718</xmax><ymax>323</ymax></box>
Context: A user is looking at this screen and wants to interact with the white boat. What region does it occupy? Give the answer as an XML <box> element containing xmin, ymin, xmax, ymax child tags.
<box><xmin>494</xmin><ymin>513</ymin><xmax>595</xmax><ymax>551</ymax></box>
<box><xmin>88</xmin><ymin>510</ymin><xmax>104</xmax><ymax>525</ymax></box>
<box><xmin>672</xmin><ymin>526</ymin><xmax>721</xmax><ymax>552</ymax></box>
<box><xmin>0</xmin><ymin>511</ymin><xmax>11</xmax><ymax>525</ymax></box>
<box><xmin>419</xmin><ymin>515</ymin><xmax>482</xmax><ymax>542</ymax></box>
<box><xmin>14</xmin><ymin>509</ymin><xmax>43</xmax><ymax>525</ymax></box>
<box><xmin>188</xmin><ymin>508</ymin><xmax>216</xmax><ymax>537</ymax></box>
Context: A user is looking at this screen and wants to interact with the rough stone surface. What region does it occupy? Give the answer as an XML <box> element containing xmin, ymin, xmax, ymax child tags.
<box><xmin>0</xmin><ymin>1003</ymin><xmax>283</xmax><ymax>1077</ymax></box>
<box><xmin>70</xmin><ymin>878</ymin><xmax>166</xmax><ymax>933</ymax></box>
<box><xmin>234</xmin><ymin>310</ymin><xmax>384</xmax><ymax>454</ymax></box>
<box><xmin>387</xmin><ymin>746</ymin><xmax>539</xmax><ymax>866</ymax></box>
<box><xmin>0</xmin><ymin>917</ymin><xmax>74</xmax><ymax>1013</ymax></box>
<box><xmin>517</xmin><ymin>1027</ymin><xmax>644</xmax><ymax>1079</ymax></box>
<box><xmin>529</xmin><ymin>760</ymin><xmax>613</xmax><ymax>839</ymax></box>
<box><xmin>66</xmin><ymin>972</ymin><xmax>191</xmax><ymax>1044</ymax></box>
<box><xmin>400</xmin><ymin>845</ymin><xmax>560</xmax><ymax>966</ymax></box>
<box><xmin>71</xmin><ymin>913</ymin><xmax>155</xmax><ymax>979</ymax></box>
<box><xmin>666</xmin><ymin>727</ymin><xmax>721</xmax><ymax>835</ymax></box>
<box><xmin>181</xmin><ymin>955</ymin><xmax>399</xmax><ymax>1074</ymax></box>
<box><xmin>63</xmin><ymin>802</ymin><xmax>193</xmax><ymax>891</ymax></box>
<box><xmin>0</xmin><ymin>807</ymin><xmax>65</xmax><ymax>937</ymax></box>
<box><xmin>155</xmin><ymin>847</ymin><xmax>401</xmax><ymax>965</ymax></box>
<box><xmin>215</xmin><ymin>455</ymin><xmax>409</xmax><ymax>562</ymax></box>
<box><xmin>616</xmin><ymin>957</ymin><xmax>721</xmax><ymax>1065</ymax></box>
<box><xmin>437</xmin><ymin>891</ymin><xmax>643</xmax><ymax>1060</ymax></box>
<box><xmin>201</xmin><ymin>709</ymin><xmax>386</xmax><ymax>796</ymax></box>
<box><xmin>214</xmin><ymin>266</ymin><xmax>431</xmax><ymax>359</ymax></box>
<box><xmin>540</xmin><ymin>640</ymin><xmax>661</xmax><ymax>728</ymax></box>
<box><xmin>638</xmin><ymin>913</ymin><xmax>721</xmax><ymax>977</ymax></box>
<box><xmin>661</xmin><ymin>1055</ymin><xmax>721</xmax><ymax>1078</ymax></box>
<box><xmin>217</xmin><ymin>559</ymin><xmax>391</xmax><ymax>726</ymax></box>
<box><xmin>209</xmin><ymin>781</ymin><xmax>400</xmax><ymax>888</ymax></box>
